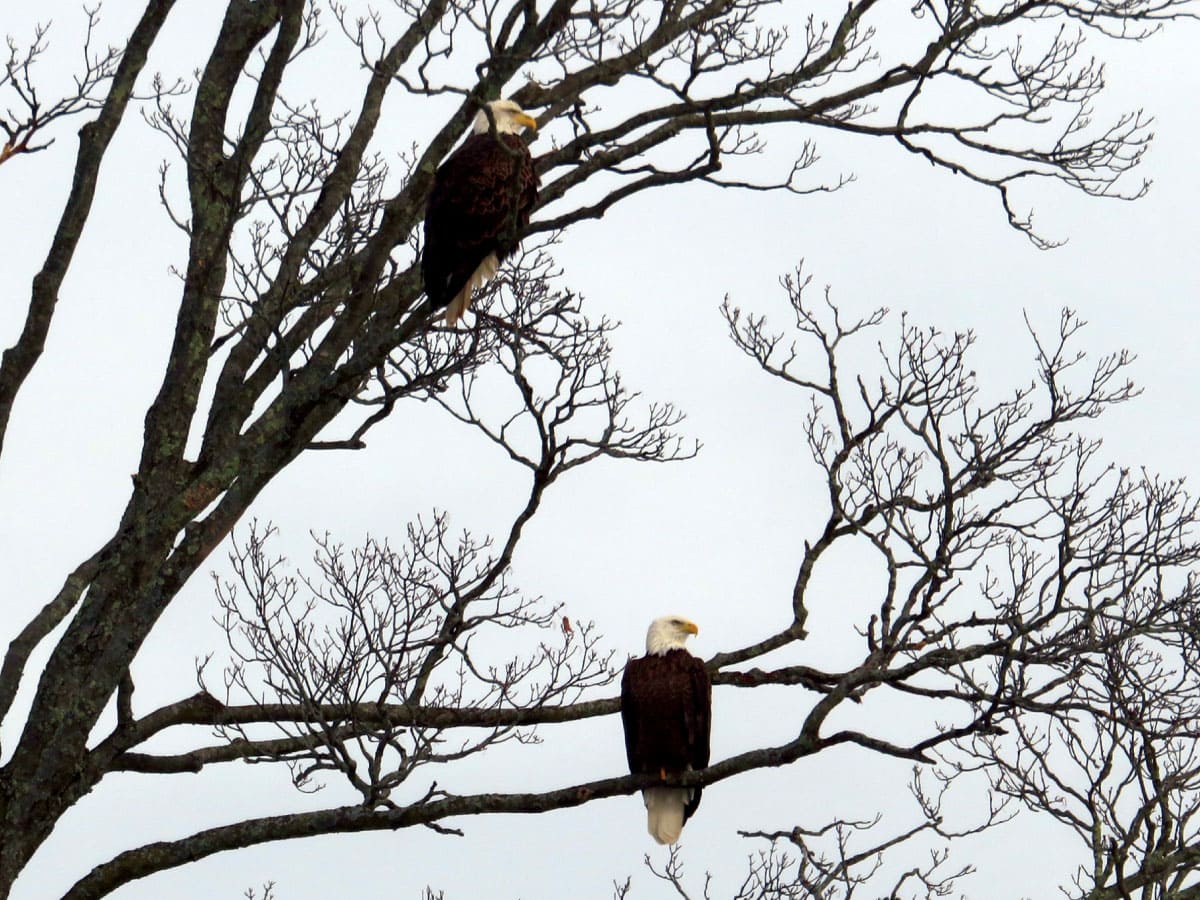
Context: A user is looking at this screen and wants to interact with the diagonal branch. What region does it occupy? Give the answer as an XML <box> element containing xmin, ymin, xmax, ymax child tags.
<box><xmin>0</xmin><ymin>0</ymin><xmax>177</xmax><ymax>457</ymax></box>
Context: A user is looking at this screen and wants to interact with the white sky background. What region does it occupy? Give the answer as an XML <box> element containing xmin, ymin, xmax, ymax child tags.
<box><xmin>1</xmin><ymin>0</ymin><xmax>1199</xmax><ymax>897</ymax></box>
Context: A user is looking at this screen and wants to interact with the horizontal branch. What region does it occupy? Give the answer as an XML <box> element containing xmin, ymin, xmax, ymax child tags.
<box><xmin>112</xmin><ymin>730</ymin><xmax>349</xmax><ymax>774</ymax></box>
<box><xmin>93</xmin><ymin>691</ymin><xmax>622</xmax><ymax>766</ymax></box>
<box><xmin>713</xmin><ymin>665</ymin><xmax>842</xmax><ymax>692</ymax></box>
<box><xmin>68</xmin><ymin>731</ymin><xmax>828</xmax><ymax>899</ymax></box>
<box><xmin>107</xmin><ymin>658</ymin><xmax>857</xmax><ymax>774</ymax></box>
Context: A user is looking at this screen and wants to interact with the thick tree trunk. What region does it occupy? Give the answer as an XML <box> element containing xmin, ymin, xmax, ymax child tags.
<box><xmin>0</xmin><ymin>497</ymin><xmax>185</xmax><ymax>892</ymax></box>
<box><xmin>0</xmin><ymin>362</ymin><xmax>364</xmax><ymax>894</ymax></box>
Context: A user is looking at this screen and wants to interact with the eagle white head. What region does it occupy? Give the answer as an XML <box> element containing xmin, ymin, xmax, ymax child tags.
<box><xmin>645</xmin><ymin>615</ymin><xmax>699</xmax><ymax>655</ymax></box>
<box><xmin>472</xmin><ymin>99</ymin><xmax>538</xmax><ymax>136</ymax></box>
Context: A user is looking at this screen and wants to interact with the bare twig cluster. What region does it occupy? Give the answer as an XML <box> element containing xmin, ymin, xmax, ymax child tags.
<box><xmin>213</xmin><ymin>519</ymin><xmax>614</xmax><ymax>808</ymax></box>
<box><xmin>620</xmin><ymin>782</ymin><xmax>985</xmax><ymax>900</ymax></box>
<box><xmin>0</xmin><ymin>11</ymin><xmax>117</xmax><ymax>166</ymax></box>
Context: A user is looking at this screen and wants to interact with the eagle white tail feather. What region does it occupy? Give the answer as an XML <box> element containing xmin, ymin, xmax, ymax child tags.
<box><xmin>643</xmin><ymin>787</ymin><xmax>689</xmax><ymax>845</ymax></box>
<box><xmin>444</xmin><ymin>252</ymin><xmax>500</xmax><ymax>326</ymax></box>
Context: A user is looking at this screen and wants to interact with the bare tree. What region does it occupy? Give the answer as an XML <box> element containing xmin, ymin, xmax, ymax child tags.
<box><xmin>598</xmin><ymin>279</ymin><xmax>1200</xmax><ymax>899</ymax></box>
<box><xmin>711</xmin><ymin>282</ymin><xmax>1200</xmax><ymax>898</ymax></box>
<box><xmin>1</xmin><ymin>0</ymin><xmax>1197</xmax><ymax>896</ymax></box>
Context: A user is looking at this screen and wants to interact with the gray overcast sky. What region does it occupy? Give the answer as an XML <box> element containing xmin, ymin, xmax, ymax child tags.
<box><xmin>2</xmin><ymin>1</ymin><xmax>1199</xmax><ymax>897</ymax></box>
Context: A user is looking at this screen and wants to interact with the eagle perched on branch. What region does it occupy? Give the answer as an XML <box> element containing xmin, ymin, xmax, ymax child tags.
<box><xmin>421</xmin><ymin>99</ymin><xmax>540</xmax><ymax>326</ymax></box>
<box><xmin>621</xmin><ymin>616</ymin><xmax>712</xmax><ymax>844</ymax></box>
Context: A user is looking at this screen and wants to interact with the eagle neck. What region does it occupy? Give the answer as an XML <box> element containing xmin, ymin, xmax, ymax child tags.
<box><xmin>647</xmin><ymin>641</ymin><xmax>690</xmax><ymax>657</ymax></box>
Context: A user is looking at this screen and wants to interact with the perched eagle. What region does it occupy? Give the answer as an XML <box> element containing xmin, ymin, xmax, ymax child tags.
<box><xmin>421</xmin><ymin>99</ymin><xmax>540</xmax><ymax>326</ymax></box>
<box><xmin>621</xmin><ymin>615</ymin><xmax>712</xmax><ymax>845</ymax></box>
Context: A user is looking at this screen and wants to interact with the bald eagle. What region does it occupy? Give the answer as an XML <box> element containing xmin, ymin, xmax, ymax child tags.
<box><xmin>621</xmin><ymin>616</ymin><xmax>711</xmax><ymax>845</ymax></box>
<box><xmin>421</xmin><ymin>99</ymin><xmax>540</xmax><ymax>326</ymax></box>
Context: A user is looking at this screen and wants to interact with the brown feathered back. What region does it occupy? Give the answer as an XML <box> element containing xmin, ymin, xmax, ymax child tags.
<box><xmin>621</xmin><ymin>648</ymin><xmax>712</xmax><ymax>822</ymax></box>
<box><xmin>421</xmin><ymin>131</ymin><xmax>538</xmax><ymax>314</ymax></box>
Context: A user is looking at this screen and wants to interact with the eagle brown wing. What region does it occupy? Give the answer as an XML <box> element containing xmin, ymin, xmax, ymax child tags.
<box><xmin>620</xmin><ymin>656</ymin><xmax>648</xmax><ymax>775</ymax></box>
<box><xmin>682</xmin><ymin>651</ymin><xmax>711</xmax><ymax>821</ymax></box>
<box><xmin>421</xmin><ymin>132</ymin><xmax>538</xmax><ymax>311</ymax></box>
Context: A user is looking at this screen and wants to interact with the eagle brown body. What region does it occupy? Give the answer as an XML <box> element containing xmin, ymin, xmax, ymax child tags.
<box><xmin>621</xmin><ymin>637</ymin><xmax>711</xmax><ymax>844</ymax></box>
<box><xmin>421</xmin><ymin>120</ymin><xmax>539</xmax><ymax>325</ymax></box>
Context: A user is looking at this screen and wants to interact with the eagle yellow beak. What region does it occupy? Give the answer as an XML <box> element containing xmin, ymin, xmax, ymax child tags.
<box><xmin>683</xmin><ymin>621</ymin><xmax>699</xmax><ymax>635</ymax></box>
<box><xmin>515</xmin><ymin>113</ymin><xmax>538</xmax><ymax>132</ymax></box>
